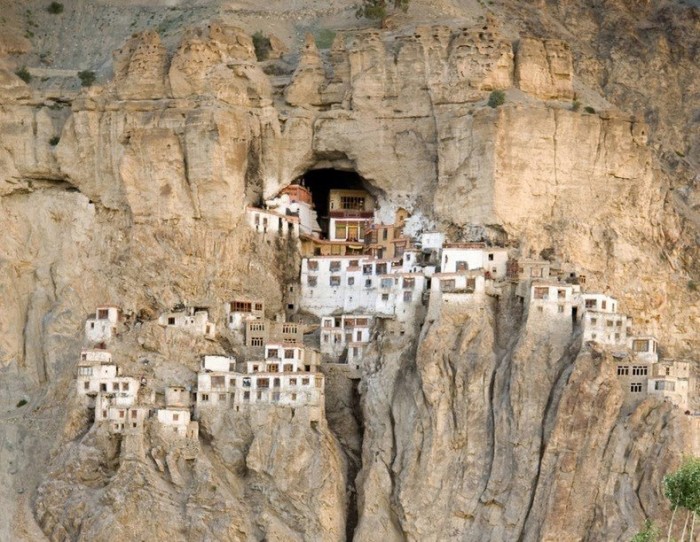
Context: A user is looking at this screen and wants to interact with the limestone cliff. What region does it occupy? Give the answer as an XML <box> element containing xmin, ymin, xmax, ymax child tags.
<box><xmin>0</xmin><ymin>6</ymin><xmax>698</xmax><ymax>542</ymax></box>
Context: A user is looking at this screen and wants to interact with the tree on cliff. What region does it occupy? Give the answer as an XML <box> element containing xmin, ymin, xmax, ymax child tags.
<box><xmin>663</xmin><ymin>457</ymin><xmax>700</xmax><ymax>541</ymax></box>
<box><xmin>355</xmin><ymin>0</ymin><xmax>409</xmax><ymax>20</ymax></box>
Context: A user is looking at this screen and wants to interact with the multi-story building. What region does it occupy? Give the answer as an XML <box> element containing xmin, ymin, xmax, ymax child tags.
<box><xmin>85</xmin><ymin>305</ymin><xmax>121</xmax><ymax>344</ymax></box>
<box><xmin>320</xmin><ymin>315</ymin><xmax>373</xmax><ymax>360</ymax></box>
<box><xmin>245</xmin><ymin>318</ymin><xmax>303</xmax><ymax>347</ymax></box>
<box><xmin>440</xmin><ymin>243</ymin><xmax>509</xmax><ymax>279</ymax></box>
<box><xmin>648</xmin><ymin>360</ymin><xmax>691</xmax><ymax>411</ymax></box>
<box><xmin>158</xmin><ymin>306</ymin><xmax>216</xmax><ymax>339</ymax></box>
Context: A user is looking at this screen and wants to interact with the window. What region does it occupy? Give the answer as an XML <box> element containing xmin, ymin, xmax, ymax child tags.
<box><xmin>381</xmin><ymin>293</ymin><xmax>389</xmax><ymax>301</ymax></box>
<box><xmin>290</xmin><ymin>378</ymin><xmax>297</xmax><ymax>385</ymax></box>
<box><xmin>284</xmin><ymin>349</ymin><xmax>294</xmax><ymax>359</ymax></box>
<box><xmin>607</xmin><ymin>320</ymin><xmax>614</xmax><ymax>327</ymax></box>
<box><xmin>456</xmin><ymin>261</ymin><xmax>467</xmax><ymax>271</ymax></box>
<box><xmin>258</xmin><ymin>378</ymin><xmax>270</xmax><ymax>389</ymax></box>
<box><xmin>242</xmin><ymin>378</ymin><xmax>251</xmax><ymax>388</ymax></box>
<box><xmin>665</xmin><ymin>367</ymin><xmax>670</xmax><ymax>376</ymax></box>
<box><xmin>655</xmin><ymin>380</ymin><xmax>675</xmax><ymax>391</ymax></box>
<box><xmin>403</xmin><ymin>278</ymin><xmax>415</xmax><ymax>289</ymax></box>
<box><xmin>84</xmin><ymin>381</ymin><xmax>90</xmax><ymax>390</ymax></box>
<box><xmin>212</xmin><ymin>376</ymin><xmax>225</xmax><ymax>388</ymax></box>
<box><xmin>557</xmin><ymin>305</ymin><xmax>564</xmax><ymax>313</ymax></box>
<box><xmin>617</xmin><ymin>366</ymin><xmax>629</xmax><ymax>376</ymax></box>
<box><xmin>284</xmin><ymin>364</ymin><xmax>293</xmax><ymax>372</ymax></box>
<box><xmin>202</xmin><ymin>393</ymin><xmax>209</xmax><ymax>401</ymax></box>
<box><xmin>348</xmin><ymin>277</ymin><xmax>355</xmax><ymax>286</ymax></box>
<box><xmin>329</xmin><ymin>261</ymin><xmax>341</xmax><ymax>272</ymax></box>
<box><xmin>365</xmin><ymin>279</ymin><xmax>372</xmax><ymax>288</ymax></box>
<box><xmin>616</xmin><ymin>320</ymin><xmax>622</xmax><ymax>327</ymax></box>
<box><xmin>442</xmin><ymin>280</ymin><xmax>456</xmax><ymax>292</ymax></box>
<box><xmin>335</xmin><ymin>222</ymin><xmax>347</xmax><ymax>239</ymax></box>
<box><xmin>363</xmin><ymin>264</ymin><xmax>373</xmax><ymax>275</ymax></box>
<box><xmin>330</xmin><ymin>276</ymin><xmax>341</xmax><ymax>287</ymax></box>
<box><xmin>632</xmin><ymin>340</ymin><xmax>648</xmax><ymax>353</ymax></box>
<box><xmin>291</xmin><ymin>393</ymin><xmax>297</xmax><ymax>401</ymax></box>
<box><xmin>630</xmin><ymin>382</ymin><xmax>643</xmax><ymax>393</ymax></box>
<box><xmin>590</xmin><ymin>318</ymin><xmax>597</xmax><ymax>326</ymax></box>
<box><xmin>268</xmin><ymin>348</ymin><xmax>279</xmax><ymax>358</ymax></box>
<box><xmin>601</xmin><ymin>300</ymin><xmax>607</xmax><ymax>310</ymax></box>
<box><xmin>340</xmin><ymin>196</ymin><xmax>365</xmax><ymax>210</ymax></box>
<box><xmin>244</xmin><ymin>391</ymin><xmax>250</xmax><ymax>400</ymax></box>
<box><xmin>557</xmin><ymin>289</ymin><xmax>566</xmax><ymax>299</ymax></box>
<box><xmin>308</xmin><ymin>260</ymin><xmax>319</xmax><ymax>271</ymax></box>
<box><xmin>585</xmin><ymin>299</ymin><xmax>596</xmax><ymax>309</ymax></box>
<box><xmin>323</xmin><ymin>333</ymin><xmax>329</xmax><ymax>343</ymax></box>
<box><xmin>614</xmin><ymin>333</ymin><xmax>620</xmax><ymax>341</ymax></box>
<box><xmin>632</xmin><ymin>366</ymin><xmax>648</xmax><ymax>376</ymax></box>
<box><xmin>488</xmin><ymin>253</ymin><xmax>494</xmax><ymax>261</ymax></box>
<box><xmin>376</xmin><ymin>263</ymin><xmax>387</xmax><ymax>275</ymax></box>
<box><xmin>403</xmin><ymin>291</ymin><xmax>413</xmax><ymax>302</ymax></box>
<box><xmin>307</xmin><ymin>276</ymin><xmax>317</xmax><ymax>287</ymax></box>
<box><xmin>530</xmin><ymin>267</ymin><xmax>543</xmax><ymax>278</ymax></box>
<box><xmin>168</xmin><ymin>317</ymin><xmax>176</xmax><ymax>325</ymax></box>
<box><xmin>119</xmin><ymin>410</ymin><xmax>125</xmax><ymax>418</ymax></box>
<box><xmin>113</xmin><ymin>382</ymin><xmax>119</xmax><ymax>391</ymax></box>
<box><xmin>98</xmin><ymin>309</ymin><xmax>109</xmax><ymax>319</ymax></box>
<box><xmin>251</xmin><ymin>337</ymin><xmax>263</xmax><ymax>347</ymax></box>
<box><xmin>78</xmin><ymin>367</ymin><xmax>92</xmax><ymax>376</ymax></box>
<box><xmin>219</xmin><ymin>394</ymin><xmax>226</xmax><ymax>401</ymax></box>
<box><xmin>173</xmin><ymin>413</ymin><xmax>179</xmax><ymax>422</ymax></box>
<box><xmin>533</xmin><ymin>287</ymin><xmax>548</xmax><ymax>299</ymax></box>
<box><xmin>537</xmin><ymin>306</ymin><xmax>544</xmax><ymax>313</ymax></box>
<box><xmin>381</xmin><ymin>278</ymin><xmax>393</xmax><ymax>288</ymax></box>
<box><xmin>302</xmin><ymin>378</ymin><xmax>310</xmax><ymax>385</ymax></box>
<box><xmin>350</xmin><ymin>260</ymin><xmax>359</xmax><ymax>267</ymax></box>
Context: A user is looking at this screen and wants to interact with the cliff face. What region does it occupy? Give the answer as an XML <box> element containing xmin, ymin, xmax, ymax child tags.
<box><xmin>0</xmin><ymin>8</ymin><xmax>698</xmax><ymax>542</ymax></box>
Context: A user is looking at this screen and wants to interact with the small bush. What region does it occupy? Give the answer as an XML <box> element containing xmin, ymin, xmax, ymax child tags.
<box><xmin>47</xmin><ymin>2</ymin><xmax>64</xmax><ymax>14</ymax></box>
<box><xmin>688</xmin><ymin>280</ymin><xmax>698</xmax><ymax>292</ymax></box>
<box><xmin>78</xmin><ymin>70</ymin><xmax>96</xmax><ymax>87</ymax></box>
<box><xmin>571</xmin><ymin>100</ymin><xmax>580</xmax><ymax>112</ymax></box>
<box><xmin>487</xmin><ymin>90</ymin><xmax>506</xmax><ymax>108</ymax></box>
<box><xmin>16</xmin><ymin>399</ymin><xmax>28</xmax><ymax>408</ymax></box>
<box><xmin>675</xmin><ymin>150</ymin><xmax>686</xmax><ymax>158</ymax></box>
<box><xmin>252</xmin><ymin>31</ymin><xmax>271</xmax><ymax>62</ymax></box>
<box><xmin>630</xmin><ymin>519</ymin><xmax>658</xmax><ymax>542</ymax></box>
<box><xmin>315</xmin><ymin>28</ymin><xmax>336</xmax><ymax>50</ymax></box>
<box><xmin>49</xmin><ymin>136</ymin><xmax>60</xmax><ymax>146</ymax></box>
<box><xmin>15</xmin><ymin>66</ymin><xmax>31</xmax><ymax>83</ymax></box>
<box><xmin>584</xmin><ymin>106</ymin><xmax>596</xmax><ymax>114</ymax></box>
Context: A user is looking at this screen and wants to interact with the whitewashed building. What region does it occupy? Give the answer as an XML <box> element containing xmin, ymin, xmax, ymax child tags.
<box><xmin>246</xmin><ymin>207</ymin><xmax>300</xmax><ymax>237</ymax></box>
<box><xmin>527</xmin><ymin>281</ymin><xmax>582</xmax><ymax>334</ymax></box>
<box><xmin>320</xmin><ymin>315</ymin><xmax>373</xmax><ymax>359</ymax></box>
<box><xmin>196</xmin><ymin>356</ymin><xmax>237</xmax><ymax>410</ymax></box>
<box><xmin>158</xmin><ymin>307</ymin><xmax>216</xmax><ymax>339</ymax></box>
<box><xmin>97</xmin><ymin>404</ymin><xmax>151</xmax><ymax>433</ymax></box>
<box><xmin>427</xmin><ymin>272</ymin><xmax>488</xmax><ymax>319</ymax></box>
<box><xmin>157</xmin><ymin>408</ymin><xmax>195</xmax><ymax>438</ymax></box>
<box><xmin>264</xmin><ymin>184</ymin><xmax>321</xmax><ymax>237</ymax></box>
<box><xmin>76</xmin><ymin>350</ymin><xmax>139</xmax><ymax>402</ymax></box>
<box><xmin>85</xmin><ymin>306</ymin><xmax>120</xmax><ymax>344</ymax></box>
<box><xmin>440</xmin><ymin>243</ymin><xmax>509</xmax><ymax>279</ymax></box>
<box><xmin>165</xmin><ymin>385</ymin><xmax>191</xmax><ymax>409</ymax></box>
<box><xmin>629</xmin><ymin>336</ymin><xmax>659</xmax><ymax>363</ymax></box>
<box><xmin>582</xmin><ymin>311</ymin><xmax>631</xmax><ymax>347</ymax></box>
<box><xmin>582</xmin><ymin>294</ymin><xmax>619</xmax><ymax>314</ymax></box>
<box><xmin>419</xmin><ymin>232</ymin><xmax>445</xmax><ymax>251</ymax></box>
<box><xmin>648</xmin><ymin>360</ymin><xmax>691</xmax><ymax>411</ymax></box>
<box><xmin>225</xmin><ymin>299</ymin><xmax>264</xmax><ymax>332</ymax></box>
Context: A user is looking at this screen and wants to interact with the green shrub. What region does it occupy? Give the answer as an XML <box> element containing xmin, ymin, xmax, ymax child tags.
<box><xmin>688</xmin><ymin>280</ymin><xmax>698</xmax><ymax>292</ymax></box>
<box><xmin>49</xmin><ymin>136</ymin><xmax>60</xmax><ymax>146</ymax></box>
<box><xmin>571</xmin><ymin>100</ymin><xmax>580</xmax><ymax>112</ymax></box>
<box><xmin>15</xmin><ymin>66</ymin><xmax>31</xmax><ymax>83</ymax></box>
<box><xmin>16</xmin><ymin>399</ymin><xmax>28</xmax><ymax>408</ymax></box>
<box><xmin>315</xmin><ymin>28</ymin><xmax>336</xmax><ymax>50</ymax></box>
<box><xmin>78</xmin><ymin>70</ymin><xmax>96</xmax><ymax>87</ymax></box>
<box><xmin>47</xmin><ymin>2</ymin><xmax>64</xmax><ymax>14</ymax></box>
<box><xmin>630</xmin><ymin>519</ymin><xmax>658</xmax><ymax>542</ymax></box>
<box><xmin>584</xmin><ymin>106</ymin><xmax>596</xmax><ymax>114</ymax></box>
<box><xmin>355</xmin><ymin>0</ymin><xmax>409</xmax><ymax>20</ymax></box>
<box><xmin>487</xmin><ymin>90</ymin><xmax>506</xmax><ymax>108</ymax></box>
<box><xmin>252</xmin><ymin>31</ymin><xmax>271</xmax><ymax>61</ymax></box>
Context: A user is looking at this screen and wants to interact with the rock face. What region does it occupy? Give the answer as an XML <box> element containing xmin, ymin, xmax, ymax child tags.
<box><xmin>0</xmin><ymin>15</ymin><xmax>698</xmax><ymax>542</ymax></box>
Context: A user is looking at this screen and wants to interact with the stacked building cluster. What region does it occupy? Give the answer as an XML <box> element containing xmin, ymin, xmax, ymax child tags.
<box><xmin>74</xmin><ymin>176</ymin><xmax>698</xmax><ymax>440</ymax></box>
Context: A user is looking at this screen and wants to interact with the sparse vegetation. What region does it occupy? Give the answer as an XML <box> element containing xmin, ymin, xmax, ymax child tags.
<box><xmin>630</xmin><ymin>519</ymin><xmax>659</xmax><ymax>542</ymax></box>
<box><xmin>663</xmin><ymin>457</ymin><xmax>700</xmax><ymax>542</ymax></box>
<box><xmin>49</xmin><ymin>136</ymin><xmax>60</xmax><ymax>146</ymax></box>
<box><xmin>487</xmin><ymin>90</ymin><xmax>506</xmax><ymax>108</ymax></box>
<box><xmin>15</xmin><ymin>66</ymin><xmax>31</xmax><ymax>83</ymax></box>
<box><xmin>47</xmin><ymin>2</ymin><xmax>64</xmax><ymax>14</ymax></box>
<box><xmin>315</xmin><ymin>28</ymin><xmax>337</xmax><ymax>50</ymax></box>
<box><xmin>584</xmin><ymin>106</ymin><xmax>596</xmax><ymax>114</ymax></box>
<box><xmin>688</xmin><ymin>280</ymin><xmax>698</xmax><ymax>292</ymax></box>
<box><xmin>355</xmin><ymin>0</ymin><xmax>410</xmax><ymax>20</ymax></box>
<box><xmin>16</xmin><ymin>399</ymin><xmax>28</xmax><ymax>408</ymax></box>
<box><xmin>78</xmin><ymin>70</ymin><xmax>96</xmax><ymax>87</ymax></box>
<box><xmin>571</xmin><ymin>100</ymin><xmax>580</xmax><ymax>112</ymax></box>
<box><xmin>676</xmin><ymin>150</ymin><xmax>686</xmax><ymax>158</ymax></box>
<box><xmin>252</xmin><ymin>31</ymin><xmax>272</xmax><ymax>62</ymax></box>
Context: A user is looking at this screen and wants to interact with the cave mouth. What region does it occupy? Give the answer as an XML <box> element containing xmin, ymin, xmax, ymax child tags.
<box><xmin>294</xmin><ymin>168</ymin><xmax>375</xmax><ymax>239</ymax></box>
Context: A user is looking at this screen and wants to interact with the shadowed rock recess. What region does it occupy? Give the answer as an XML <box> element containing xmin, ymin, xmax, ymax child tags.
<box><xmin>0</xmin><ymin>5</ymin><xmax>698</xmax><ymax>542</ymax></box>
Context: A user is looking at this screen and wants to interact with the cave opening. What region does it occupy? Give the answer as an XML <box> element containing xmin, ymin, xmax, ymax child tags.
<box><xmin>293</xmin><ymin>168</ymin><xmax>376</xmax><ymax>241</ymax></box>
